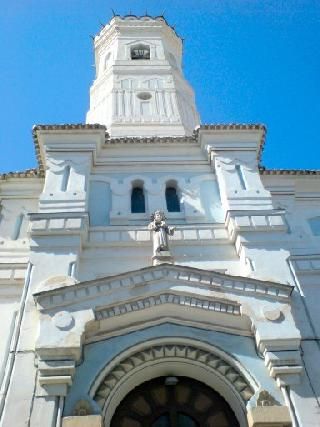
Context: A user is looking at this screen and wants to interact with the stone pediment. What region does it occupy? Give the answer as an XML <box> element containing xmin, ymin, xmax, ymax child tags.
<box><xmin>34</xmin><ymin>265</ymin><xmax>294</xmax><ymax>345</ymax></box>
<box><xmin>34</xmin><ymin>263</ymin><xmax>300</xmax><ymax>366</ymax></box>
<box><xmin>33</xmin><ymin>263</ymin><xmax>293</xmax><ymax>314</ymax></box>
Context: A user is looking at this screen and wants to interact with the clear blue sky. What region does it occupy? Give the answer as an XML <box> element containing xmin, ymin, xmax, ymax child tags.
<box><xmin>1</xmin><ymin>0</ymin><xmax>319</xmax><ymax>172</ymax></box>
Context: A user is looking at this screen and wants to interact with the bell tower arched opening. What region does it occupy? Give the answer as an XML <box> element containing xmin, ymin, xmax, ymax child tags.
<box><xmin>111</xmin><ymin>376</ymin><xmax>240</xmax><ymax>427</ymax></box>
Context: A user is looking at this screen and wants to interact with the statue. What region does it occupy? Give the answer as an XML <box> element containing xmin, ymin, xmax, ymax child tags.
<box><xmin>148</xmin><ymin>211</ymin><xmax>175</xmax><ymax>261</ymax></box>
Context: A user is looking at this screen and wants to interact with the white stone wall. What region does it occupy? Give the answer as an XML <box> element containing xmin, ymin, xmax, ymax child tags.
<box><xmin>86</xmin><ymin>16</ymin><xmax>199</xmax><ymax>136</ymax></box>
<box><xmin>0</xmin><ymin>178</ymin><xmax>42</xmax><ymax>389</ymax></box>
<box><xmin>0</xmin><ymin>15</ymin><xmax>319</xmax><ymax>427</ymax></box>
<box><xmin>1</xmin><ymin>130</ymin><xmax>320</xmax><ymax>426</ymax></box>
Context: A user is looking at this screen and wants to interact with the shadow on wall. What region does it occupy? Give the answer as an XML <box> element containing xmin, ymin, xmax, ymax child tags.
<box><xmin>88</xmin><ymin>181</ymin><xmax>111</xmax><ymax>226</ymax></box>
<box><xmin>199</xmin><ymin>180</ymin><xmax>224</xmax><ymax>222</ymax></box>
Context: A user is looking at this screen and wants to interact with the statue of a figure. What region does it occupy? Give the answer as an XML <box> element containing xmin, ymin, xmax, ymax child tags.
<box><xmin>148</xmin><ymin>210</ymin><xmax>175</xmax><ymax>256</ymax></box>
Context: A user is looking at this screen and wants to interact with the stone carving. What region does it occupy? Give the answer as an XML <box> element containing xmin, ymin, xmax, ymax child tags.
<box><xmin>148</xmin><ymin>211</ymin><xmax>175</xmax><ymax>264</ymax></box>
<box><xmin>95</xmin><ymin>293</ymin><xmax>241</xmax><ymax>321</ymax></box>
<box><xmin>263</xmin><ymin>307</ymin><xmax>283</xmax><ymax>322</ymax></box>
<box><xmin>257</xmin><ymin>390</ymin><xmax>280</xmax><ymax>407</ymax></box>
<box><xmin>34</xmin><ymin>265</ymin><xmax>292</xmax><ymax>312</ymax></box>
<box><xmin>93</xmin><ymin>343</ymin><xmax>254</xmax><ymax>410</ymax></box>
<box><xmin>53</xmin><ymin>311</ymin><xmax>74</xmax><ymax>330</ymax></box>
<box><xmin>73</xmin><ymin>399</ymin><xmax>92</xmax><ymax>416</ymax></box>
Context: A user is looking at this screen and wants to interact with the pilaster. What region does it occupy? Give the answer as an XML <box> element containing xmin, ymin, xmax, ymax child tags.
<box><xmin>198</xmin><ymin>127</ymin><xmax>303</xmax><ymax>393</ymax></box>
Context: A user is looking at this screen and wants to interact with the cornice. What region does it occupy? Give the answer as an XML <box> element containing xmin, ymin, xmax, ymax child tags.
<box><xmin>0</xmin><ymin>168</ymin><xmax>41</xmax><ymax>181</ymax></box>
<box><xmin>1</xmin><ymin>123</ymin><xmax>318</xmax><ymax>180</ymax></box>
<box><xmin>31</xmin><ymin>124</ymin><xmax>108</xmax><ymax>177</ymax></box>
<box><xmin>106</xmin><ymin>135</ymin><xmax>196</xmax><ymax>145</ymax></box>
<box><xmin>197</xmin><ymin>124</ymin><xmax>266</xmax><ymax>131</ymax></box>
<box><xmin>259</xmin><ymin>167</ymin><xmax>320</xmax><ymax>176</ymax></box>
<box><xmin>33</xmin><ymin>124</ymin><xmax>107</xmax><ymax>131</ymax></box>
<box><xmin>95</xmin><ymin>15</ymin><xmax>182</xmax><ymax>47</ymax></box>
<box><xmin>195</xmin><ymin>123</ymin><xmax>266</xmax><ymax>161</ymax></box>
<box><xmin>95</xmin><ymin>292</ymin><xmax>241</xmax><ymax>321</ymax></box>
<box><xmin>33</xmin><ymin>263</ymin><xmax>293</xmax><ymax>312</ymax></box>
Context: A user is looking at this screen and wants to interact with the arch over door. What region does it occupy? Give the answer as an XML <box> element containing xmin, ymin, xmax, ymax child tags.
<box><xmin>111</xmin><ymin>376</ymin><xmax>240</xmax><ymax>427</ymax></box>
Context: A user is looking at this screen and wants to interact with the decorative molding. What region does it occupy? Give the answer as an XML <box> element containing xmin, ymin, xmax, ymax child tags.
<box><xmin>107</xmin><ymin>135</ymin><xmax>196</xmax><ymax>145</ymax></box>
<box><xmin>29</xmin><ymin>212</ymin><xmax>88</xmax><ymax>236</ymax></box>
<box><xmin>2</xmin><ymin>123</ymin><xmax>319</xmax><ymax>180</ymax></box>
<box><xmin>0</xmin><ymin>169</ymin><xmax>41</xmax><ymax>180</ymax></box>
<box><xmin>247</xmin><ymin>405</ymin><xmax>292</xmax><ymax>427</ymax></box>
<box><xmin>38</xmin><ymin>360</ymin><xmax>75</xmax><ymax>396</ymax></box>
<box><xmin>95</xmin><ymin>16</ymin><xmax>182</xmax><ymax>52</ymax></box>
<box><xmin>291</xmin><ymin>255</ymin><xmax>320</xmax><ymax>274</ymax></box>
<box><xmin>93</xmin><ymin>343</ymin><xmax>255</xmax><ymax>410</ymax></box>
<box><xmin>53</xmin><ymin>311</ymin><xmax>75</xmax><ymax>330</ymax></box>
<box><xmin>62</xmin><ymin>415</ymin><xmax>102</xmax><ymax>427</ymax></box>
<box><xmin>260</xmin><ymin>167</ymin><xmax>320</xmax><ymax>176</ymax></box>
<box><xmin>195</xmin><ymin>124</ymin><xmax>266</xmax><ymax>161</ymax></box>
<box><xmin>31</xmin><ymin>124</ymin><xmax>108</xmax><ymax>177</ymax></box>
<box><xmin>198</xmin><ymin>124</ymin><xmax>266</xmax><ymax>131</ymax></box>
<box><xmin>33</xmin><ymin>264</ymin><xmax>293</xmax><ymax>311</ymax></box>
<box><xmin>257</xmin><ymin>390</ymin><xmax>280</xmax><ymax>407</ymax></box>
<box><xmin>73</xmin><ymin>400</ymin><xmax>92</xmax><ymax>416</ymax></box>
<box><xmin>264</xmin><ymin>350</ymin><xmax>303</xmax><ymax>386</ymax></box>
<box><xmin>0</xmin><ymin>263</ymin><xmax>27</xmax><ymax>285</ymax></box>
<box><xmin>263</xmin><ymin>307</ymin><xmax>283</xmax><ymax>322</ymax></box>
<box><xmin>88</xmin><ymin>226</ymin><xmax>229</xmax><ymax>245</ymax></box>
<box><xmin>225</xmin><ymin>210</ymin><xmax>287</xmax><ymax>241</ymax></box>
<box><xmin>95</xmin><ymin>293</ymin><xmax>241</xmax><ymax>321</ymax></box>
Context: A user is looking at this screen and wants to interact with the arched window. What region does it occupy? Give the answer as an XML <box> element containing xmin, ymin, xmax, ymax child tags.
<box><xmin>166</xmin><ymin>186</ymin><xmax>180</xmax><ymax>212</ymax></box>
<box><xmin>131</xmin><ymin>185</ymin><xmax>145</xmax><ymax>213</ymax></box>
<box><xmin>111</xmin><ymin>376</ymin><xmax>240</xmax><ymax>427</ymax></box>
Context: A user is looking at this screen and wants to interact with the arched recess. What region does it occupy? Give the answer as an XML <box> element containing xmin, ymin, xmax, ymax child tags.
<box><xmin>165</xmin><ymin>180</ymin><xmax>181</xmax><ymax>213</ymax></box>
<box><xmin>90</xmin><ymin>338</ymin><xmax>256</xmax><ymax>427</ymax></box>
<box><xmin>131</xmin><ymin>180</ymin><xmax>146</xmax><ymax>213</ymax></box>
<box><xmin>88</xmin><ymin>180</ymin><xmax>112</xmax><ymax>226</ymax></box>
<box><xmin>111</xmin><ymin>376</ymin><xmax>240</xmax><ymax>426</ymax></box>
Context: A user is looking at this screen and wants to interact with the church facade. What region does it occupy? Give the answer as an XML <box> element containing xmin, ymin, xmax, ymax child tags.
<box><xmin>0</xmin><ymin>15</ymin><xmax>319</xmax><ymax>427</ymax></box>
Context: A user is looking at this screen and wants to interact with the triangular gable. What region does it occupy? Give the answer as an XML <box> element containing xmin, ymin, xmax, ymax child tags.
<box><xmin>33</xmin><ymin>263</ymin><xmax>293</xmax><ymax>313</ymax></box>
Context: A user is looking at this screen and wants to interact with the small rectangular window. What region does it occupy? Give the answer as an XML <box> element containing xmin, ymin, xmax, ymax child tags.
<box><xmin>131</xmin><ymin>44</ymin><xmax>150</xmax><ymax>60</ymax></box>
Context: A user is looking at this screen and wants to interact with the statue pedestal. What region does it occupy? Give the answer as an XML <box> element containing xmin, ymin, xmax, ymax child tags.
<box><xmin>152</xmin><ymin>251</ymin><xmax>174</xmax><ymax>266</ymax></box>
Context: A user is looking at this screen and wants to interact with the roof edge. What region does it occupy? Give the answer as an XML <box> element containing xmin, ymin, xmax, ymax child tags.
<box><xmin>259</xmin><ymin>167</ymin><xmax>320</xmax><ymax>176</ymax></box>
<box><xmin>195</xmin><ymin>123</ymin><xmax>266</xmax><ymax>161</ymax></box>
<box><xmin>1</xmin><ymin>123</ymin><xmax>319</xmax><ymax>179</ymax></box>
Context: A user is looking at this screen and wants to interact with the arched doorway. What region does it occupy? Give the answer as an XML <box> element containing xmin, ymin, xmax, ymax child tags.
<box><xmin>111</xmin><ymin>376</ymin><xmax>240</xmax><ymax>427</ymax></box>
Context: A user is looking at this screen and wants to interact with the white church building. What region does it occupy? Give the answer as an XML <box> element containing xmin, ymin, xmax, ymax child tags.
<box><xmin>0</xmin><ymin>15</ymin><xmax>319</xmax><ymax>427</ymax></box>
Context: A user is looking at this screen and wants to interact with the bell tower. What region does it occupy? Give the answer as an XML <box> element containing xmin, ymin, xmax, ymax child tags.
<box><xmin>86</xmin><ymin>15</ymin><xmax>200</xmax><ymax>137</ymax></box>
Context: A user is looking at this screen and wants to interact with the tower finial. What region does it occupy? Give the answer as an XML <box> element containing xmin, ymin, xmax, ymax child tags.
<box><xmin>111</xmin><ymin>8</ymin><xmax>116</xmax><ymax>17</ymax></box>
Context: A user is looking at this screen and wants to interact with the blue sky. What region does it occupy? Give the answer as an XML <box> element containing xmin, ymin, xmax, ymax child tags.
<box><xmin>1</xmin><ymin>0</ymin><xmax>319</xmax><ymax>172</ymax></box>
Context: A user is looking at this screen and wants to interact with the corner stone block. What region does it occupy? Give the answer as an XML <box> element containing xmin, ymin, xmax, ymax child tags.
<box><xmin>62</xmin><ymin>415</ymin><xmax>103</xmax><ymax>427</ymax></box>
<box><xmin>247</xmin><ymin>406</ymin><xmax>292</xmax><ymax>427</ymax></box>
<box><xmin>50</xmin><ymin>218</ymin><xmax>66</xmax><ymax>230</ymax></box>
<box><xmin>66</xmin><ymin>217</ymin><xmax>83</xmax><ymax>229</ymax></box>
<box><xmin>235</xmin><ymin>216</ymin><xmax>251</xmax><ymax>227</ymax></box>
